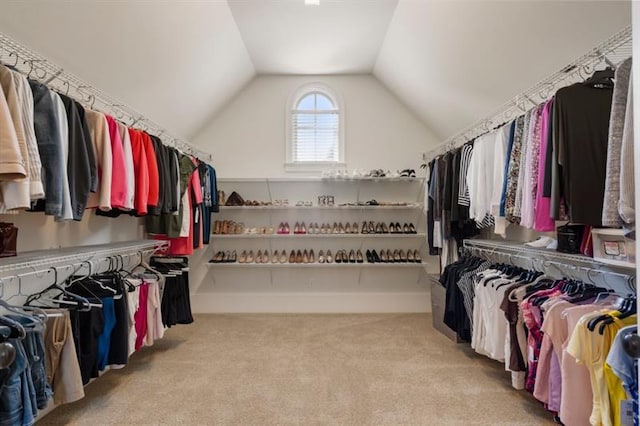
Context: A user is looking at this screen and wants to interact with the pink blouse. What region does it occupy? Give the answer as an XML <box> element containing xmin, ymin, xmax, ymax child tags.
<box><xmin>534</xmin><ymin>100</ymin><xmax>555</xmax><ymax>231</ymax></box>
<box><xmin>105</xmin><ymin>115</ymin><xmax>127</xmax><ymax>209</ymax></box>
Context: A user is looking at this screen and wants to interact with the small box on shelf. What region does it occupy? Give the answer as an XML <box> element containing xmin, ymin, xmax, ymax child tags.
<box><xmin>591</xmin><ymin>228</ymin><xmax>635</xmax><ymax>268</ymax></box>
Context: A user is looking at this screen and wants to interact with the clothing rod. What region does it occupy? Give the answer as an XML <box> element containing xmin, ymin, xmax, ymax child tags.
<box><xmin>464</xmin><ymin>244</ymin><xmax>635</xmax><ymax>282</ymax></box>
<box><xmin>423</xmin><ymin>25</ymin><xmax>632</xmax><ymax>161</ymax></box>
<box><xmin>0</xmin><ymin>31</ymin><xmax>213</xmax><ymax>162</ymax></box>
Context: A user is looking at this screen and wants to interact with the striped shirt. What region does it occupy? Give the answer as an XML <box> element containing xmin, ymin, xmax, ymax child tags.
<box><xmin>457</xmin><ymin>143</ymin><xmax>473</xmax><ymax>206</ymax></box>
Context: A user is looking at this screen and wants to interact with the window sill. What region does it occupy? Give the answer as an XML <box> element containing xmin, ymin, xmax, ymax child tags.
<box><xmin>284</xmin><ymin>162</ymin><xmax>346</xmax><ymax>173</ymax></box>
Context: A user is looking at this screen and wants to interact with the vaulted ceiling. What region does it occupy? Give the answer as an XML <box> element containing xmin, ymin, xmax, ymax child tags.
<box><xmin>0</xmin><ymin>0</ymin><xmax>631</xmax><ymax>143</ymax></box>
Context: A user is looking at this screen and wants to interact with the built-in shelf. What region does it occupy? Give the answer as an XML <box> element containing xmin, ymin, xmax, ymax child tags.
<box><xmin>219</xmin><ymin>205</ymin><xmax>422</xmax><ymax>210</ymax></box>
<box><xmin>206</xmin><ymin>262</ymin><xmax>427</xmax><ymax>268</ymax></box>
<box><xmin>212</xmin><ymin>233</ymin><xmax>426</xmax><ymax>239</ymax></box>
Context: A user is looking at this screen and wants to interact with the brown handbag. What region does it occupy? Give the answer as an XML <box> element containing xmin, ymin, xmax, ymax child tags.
<box><xmin>225</xmin><ymin>191</ymin><xmax>245</xmax><ymax>206</ymax></box>
<box><xmin>0</xmin><ymin>222</ymin><xmax>17</xmax><ymax>257</ymax></box>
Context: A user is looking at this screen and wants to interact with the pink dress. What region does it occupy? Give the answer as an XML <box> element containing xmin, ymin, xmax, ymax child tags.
<box><xmin>105</xmin><ymin>115</ymin><xmax>127</xmax><ymax>209</ymax></box>
<box><xmin>534</xmin><ymin>100</ymin><xmax>555</xmax><ymax>231</ymax></box>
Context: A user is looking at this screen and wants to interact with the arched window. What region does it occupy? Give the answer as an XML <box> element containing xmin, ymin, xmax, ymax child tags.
<box><xmin>287</xmin><ymin>84</ymin><xmax>344</xmax><ymax>168</ymax></box>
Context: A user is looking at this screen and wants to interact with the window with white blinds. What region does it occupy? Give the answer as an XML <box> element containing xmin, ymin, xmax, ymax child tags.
<box><xmin>290</xmin><ymin>90</ymin><xmax>342</xmax><ymax>163</ymax></box>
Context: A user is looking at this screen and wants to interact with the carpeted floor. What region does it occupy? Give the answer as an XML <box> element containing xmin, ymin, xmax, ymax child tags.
<box><xmin>40</xmin><ymin>314</ymin><xmax>554</xmax><ymax>425</ymax></box>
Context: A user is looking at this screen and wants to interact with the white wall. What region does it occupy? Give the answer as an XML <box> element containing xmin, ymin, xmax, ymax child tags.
<box><xmin>0</xmin><ymin>213</ymin><xmax>144</xmax><ymax>252</ymax></box>
<box><xmin>193</xmin><ymin>74</ymin><xmax>440</xmax><ymax>178</ymax></box>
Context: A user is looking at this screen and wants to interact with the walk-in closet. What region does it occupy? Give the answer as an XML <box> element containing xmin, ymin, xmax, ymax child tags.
<box><xmin>0</xmin><ymin>1</ymin><xmax>638</xmax><ymax>425</ymax></box>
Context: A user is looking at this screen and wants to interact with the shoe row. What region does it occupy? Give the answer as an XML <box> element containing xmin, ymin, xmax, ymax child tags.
<box><xmin>278</xmin><ymin>222</ymin><xmax>361</xmax><ymax>235</ymax></box>
<box><xmin>213</xmin><ymin>220</ymin><xmax>247</xmax><ymax>235</ymax></box>
<box><xmin>209</xmin><ymin>249</ymin><xmax>367</xmax><ymax>264</ymax></box>
<box><xmin>365</xmin><ymin>249</ymin><xmax>422</xmax><ymax>263</ymax></box>
<box><xmin>361</xmin><ymin>222</ymin><xmax>416</xmax><ymax>234</ymax></box>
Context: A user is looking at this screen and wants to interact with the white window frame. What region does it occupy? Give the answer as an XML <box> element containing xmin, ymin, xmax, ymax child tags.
<box><xmin>285</xmin><ymin>82</ymin><xmax>345</xmax><ymax>172</ymax></box>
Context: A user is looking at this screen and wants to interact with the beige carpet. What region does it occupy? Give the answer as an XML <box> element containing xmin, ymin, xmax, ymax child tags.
<box><xmin>40</xmin><ymin>314</ymin><xmax>554</xmax><ymax>425</ymax></box>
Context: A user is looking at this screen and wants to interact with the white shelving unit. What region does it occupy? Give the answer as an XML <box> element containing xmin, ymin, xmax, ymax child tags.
<box><xmin>192</xmin><ymin>177</ymin><xmax>431</xmax><ymax>313</ymax></box>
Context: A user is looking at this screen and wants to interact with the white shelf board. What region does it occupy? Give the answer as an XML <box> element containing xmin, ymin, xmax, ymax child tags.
<box><xmin>211</xmin><ymin>233</ymin><xmax>425</xmax><ymax>239</ymax></box>
<box><xmin>206</xmin><ymin>262</ymin><xmax>427</xmax><ymax>268</ymax></box>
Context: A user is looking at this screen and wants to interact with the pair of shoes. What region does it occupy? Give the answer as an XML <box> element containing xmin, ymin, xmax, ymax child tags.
<box><xmin>294</xmin><ymin>222</ymin><xmax>307</xmax><ymax>234</ymax></box>
<box><xmin>317</xmin><ymin>195</ymin><xmax>335</xmax><ymax>206</ymax></box>
<box><xmin>277</xmin><ymin>222</ymin><xmax>291</xmax><ymax>234</ymax></box>
<box><xmin>273</xmin><ymin>199</ymin><xmax>289</xmax><ymax>206</ymax></box>
<box><xmin>244</xmin><ymin>226</ymin><xmax>274</xmax><ymax>235</ymax></box>
<box><xmin>334</xmin><ymin>249</ymin><xmax>364</xmax><ymax>263</ymax></box>
<box><xmin>388</xmin><ymin>222</ymin><xmax>416</xmax><ymax>234</ymax></box>
<box><xmin>239</xmin><ymin>250</ymin><xmax>270</xmax><ymax>263</ymax></box>
<box><xmin>209</xmin><ymin>250</ymin><xmax>238</xmax><ymax>263</ymax></box>
<box><xmin>367</xmin><ymin>169</ymin><xmax>386</xmax><ymax>177</ymax></box>
<box><xmin>318</xmin><ymin>249</ymin><xmax>334</xmax><ymax>263</ymax></box>
<box><xmin>399</xmin><ymin>169</ymin><xmax>416</xmax><ymax>177</ymax></box>
<box><xmin>271</xmin><ymin>250</ymin><xmax>289</xmax><ymax>263</ymax></box>
<box><xmin>366</xmin><ymin>249</ymin><xmax>422</xmax><ymax>263</ymax></box>
<box><xmin>287</xmin><ymin>249</ymin><xmax>315</xmax><ymax>263</ymax></box>
<box><xmin>214</xmin><ymin>220</ymin><xmax>245</xmax><ymax>235</ymax></box>
<box><xmin>361</xmin><ymin>221</ymin><xmax>390</xmax><ymax>234</ymax></box>
<box><xmin>295</xmin><ymin>201</ymin><xmax>313</xmax><ymax>207</ymax></box>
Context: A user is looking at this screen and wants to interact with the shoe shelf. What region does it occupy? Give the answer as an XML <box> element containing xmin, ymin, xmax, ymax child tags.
<box><xmin>212</xmin><ymin>233</ymin><xmax>426</xmax><ymax>239</ymax></box>
<box><xmin>217</xmin><ymin>177</ymin><xmax>425</xmax><ymax>183</ymax></box>
<box><xmin>206</xmin><ymin>262</ymin><xmax>427</xmax><ymax>268</ymax></box>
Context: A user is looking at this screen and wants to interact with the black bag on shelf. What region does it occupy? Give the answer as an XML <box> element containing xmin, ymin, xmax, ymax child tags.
<box><xmin>0</xmin><ymin>222</ymin><xmax>17</xmax><ymax>257</ymax></box>
<box><xmin>225</xmin><ymin>191</ymin><xmax>245</xmax><ymax>206</ymax></box>
<box><xmin>556</xmin><ymin>224</ymin><xmax>584</xmax><ymax>254</ymax></box>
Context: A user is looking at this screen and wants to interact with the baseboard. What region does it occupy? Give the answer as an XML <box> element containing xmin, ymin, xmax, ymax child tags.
<box><xmin>190</xmin><ymin>291</ymin><xmax>432</xmax><ymax>313</ymax></box>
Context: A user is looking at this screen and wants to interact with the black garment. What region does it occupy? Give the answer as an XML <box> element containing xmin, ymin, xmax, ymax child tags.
<box><xmin>99</xmin><ymin>275</ymin><xmax>130</xmax><ymax>366</ymax></box>
<box><xmin>442</xmin><ymin>152</ymin><xmax>453</xmax><ymax>239</ymax></box>
<box><xmin>542</xmin><ymin>101</ymin><xmax>555</xmax><ymax>198</ymax></box>
<box><xmin>449</xmin><ymin>148</ymin><xmax>462</xmax><ymax>222</ymax></box>
<box><xmin>147</xmin><ymin>136</ymin><xmax>164</xmax><ymax>216</ymax></box>
<box><xmin>168</xmin><ymin>147</ymin><xmax>179</xmax><ymax>213</ymax></box>
<box><xmin>440</xmin><ymin>256</ymin><xmax>481</xmax><ymax>342</ymax></box>
<box><xmin>28</xmin><ymin>80</ymin><xmax>64</xmax><ymax>216</ymax></box>
<box><xmin>426</xmin><ymin>159</ymin><xmax>438</xmax><ymax>256</ymax></box>
<box><xmin>150</xmin><ymin>257</ymin><xmax>194</xmax><ymax>327</ymax></box>
<box><xmin>75</xmin><ymin>104</ymin><xmax>97</xmax><ymax>193</ymax></box>
<box><xmin>553</xmin><ymin>82</ymin><xmax>613</xmax><ymax>225</ymax></box>
<box><xmin>69</xmin><ymin>308</ymin><xmax>104</xmax><ymax>384</ymax></box>
<box><xmin>59</xmin><ymin>94</ymin><xmax>92</xmax><ymax>221</ymax></box>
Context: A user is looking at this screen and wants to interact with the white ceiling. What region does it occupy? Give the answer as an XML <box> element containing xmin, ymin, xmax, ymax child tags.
<box><xmin>0</xmin><ymin>0</ymin><xmax>632</xmax><ymax>144</ymax></box>
<box><xmin>0</xmin><ymin>0</ymin><xmax>255</xmax><ymax>139</ymax></box>
<box><xmin>228</xmin><ymin>0</ymin><xmax>398</xmax><ymax>74</ymax></box>
<box><xmin>374</xmin><ymin>0</ymin><xmax>631</xmax><ymax>140</ymax></box>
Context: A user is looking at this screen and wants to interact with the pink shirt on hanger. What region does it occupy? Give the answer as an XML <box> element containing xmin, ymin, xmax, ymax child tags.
<box><xmin>105</xmin><ymin>115</ymin><xmax>127</xmax><ymax>209</ymax></box>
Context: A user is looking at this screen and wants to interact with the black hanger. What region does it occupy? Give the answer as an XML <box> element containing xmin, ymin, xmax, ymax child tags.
<box><xmin>584</xmin><ymin>67</ymin><xmax>615</xmax><ymax>88</ymax></box>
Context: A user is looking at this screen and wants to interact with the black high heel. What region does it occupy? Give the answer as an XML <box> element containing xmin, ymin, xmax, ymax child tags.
<box><xmin>403</xmin><ymin>223</ymin><xmax>410</xmax><ymax>234</ymax></box>
<box><xmin>408</xmin><ymin>223</ymin><xmax>416</xmax><ymax>234</ymax></box>
<box><xmin>372</xmin><ymin>250</ymin><xmax>381</xmax><ymax>263</ymax></box>
<box><xmin>348</xmin><ymin>250</ymin><xmax>356</xmax><ymax>263</ymax></box>
<box><xmin>366</xmin><ymin>249</ymin><xmax>373</xmax><ymax>263</ymax></box>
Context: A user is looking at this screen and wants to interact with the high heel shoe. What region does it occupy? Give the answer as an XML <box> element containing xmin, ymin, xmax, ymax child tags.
<box><xmin>326</xmin><ymin>250</ymin><xmax>333</xmax><ymax>263</ymax></box>
<box><xmin>332</xmin><ymin>222</ymin><xmax>339</xmax><ymax>234</ymax></box>
<box><xmin>294</xmin><ymin>222</ymin><xmax>301</xmax><ymax>234</ymax></box>
<box><xmin>356</xmin><ymin>250</ymin><xmax>363</xmax><ymax>263</ymax></box>
<box><xmin>280</xmin><ymin>251</ymin><xmax>288</xmax><ymax>263</ymax></box>
<box><xmin>209</xmin><ymin>251</ymin><xmax>223</xmax><ymax>263</ymax></box>
<box><xmin>345</xmin><ymin>223</ymin><xmax>352</xmax><ymax>234</ymax></box>
<box><xmin>284</xmin><ymin>222</ymin><xmax>290</xmax><ymax>234</ymax></box>
<box><xmin>272</xmin><ymin>250</ymin><xmax>279</xmax><ymax>263</ymax></box>
<box><xmin>380</xmin><ymin>250</ymin><xmax>388</xmax><ymax>263</ymax></box>
<box><xmin>256</xmin><ymin>250</ymin><xmax>263</xmax><ymax>264</ymax></box>
<box><xmin>338</xmin><ymin>223</ymin><xmax>345</xmax><ymax>234</ymax></box>
<box><xmin>366</xmin><ymin>249</ymin><xmax>373</xmax><ymax>263</ymax></box>
<box><xmin>414</xmin><ymin>250</ymin><xmax>422</xmax><ymax>263</ymax></box>
<box><xmin>408</xmin><ymin>223</ymin><xmax>416</xmax><ymax>234</ymax></box>
<box><xmin>381</xmin><ymin>222</ymin><xmax>389</xmax><ymax>233</ymax></box>
<box><xmin>318</xmin><ymin>250</ymin><xmax>325</xmax><ymax>263</ymax></box>
<box><xmin>403</xmin><ymin>223</ymin><xmax>410</xmax><ymax>234</ymax></box>
<box><xmin>230</xmin><ymin>250</ymin><xmax>237</xmax><ymax>262</ymax></box>
<box><xmin>314</xmin><ymin>223</ymin><xmax>320</xmax><ymax>234</ymax></box>
<box><xmin>393</xmin><ymin>249</ymin><xmax>401</xmax><ymax>262</ymax></box>
<box><xmin>335</xmin><ymin>250</ymin><xmax>342</xmax><ymax>263</ymax></box>
<box><xmin>407</xmin><ymin>250</ymin><xmax>415</xmax><ymax>262</ymax></box>
<box><xmin>309</xmin><ymin>249</ymin><xmax>315</xmax><ymax>263</ymax></box>
<box><xmin>239</xmin><ymin>250</ymin><xmax>247</xmax><ymax>264</ymax></box>
<box><xmin>296</xmin><ymin>250</ymin><xmax>303</xmax><ymax>263</ymax></box>
<box><xmin>289</xmin><ymin>250</ymin><xmax>296</xmax><ymax>263</ymax></box>
<box><xmin>300</xmin><ymin>222</ymin><xmax>307</xmax><ymax>234</ymax></box>
<box><xmin>395</xmin><ymin>222</ymin><xmax>402</xmax><ymax>234</ymax></box>
<box><xmin>262</xmin><ymin>250</ymin><xmax>269</xmax><ymax>263</ymax></box>
<box><xmin>302</xmin><ymin>249</ymin><xmax>309</xmax><ymax>263</ymax></box>
<box><xmin>348</xmin><ymin>249</ymin><xmax>356</xmax><ymax>263</ymax></box>
<box><xmin>372</xmin><ymin>249</ymin><xmax>381</xmax><ymax>263</ymax></box>
<box><xmin>399</xmin><ymin>249</ymin><xmax>407</xmax><ymax>262</ymax></box>
<box><xmin>361</xmin><ymin>221</ymin><xmax>368</xmax><ymax>234</ymax></box>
